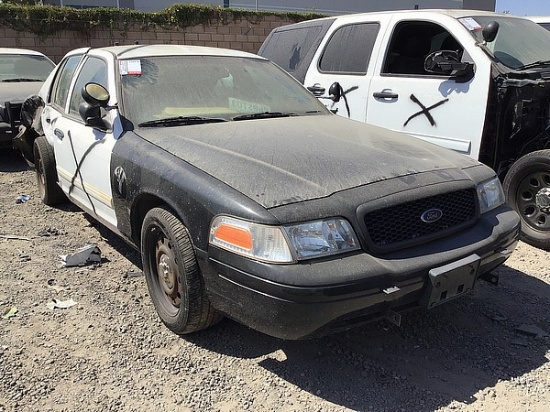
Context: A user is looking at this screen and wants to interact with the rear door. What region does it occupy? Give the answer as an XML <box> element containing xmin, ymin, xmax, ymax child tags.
<box><xmin>302</xmin><ymin>15</ymin><xmax>392</xmax><ymax>123</ymax></box>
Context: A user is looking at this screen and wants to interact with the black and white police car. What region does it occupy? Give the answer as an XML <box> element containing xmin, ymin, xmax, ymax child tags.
<box><xmin>20</xmin><ymin>45</ymin><xmax>520</xmax><ymax>339</ymax></box>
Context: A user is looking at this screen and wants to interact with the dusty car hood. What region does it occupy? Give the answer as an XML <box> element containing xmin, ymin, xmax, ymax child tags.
<box><xmin>135</xmin><ymin>115</ymin><xmax>481</xmax><ymax>208</ymax></box>
<box><xmin>0</xmin><ymin>82</ymin><xmax>44</xmax><ymax>104</ymax></box>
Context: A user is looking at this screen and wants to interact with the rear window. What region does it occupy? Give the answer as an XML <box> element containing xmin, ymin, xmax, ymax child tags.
<box><xmin>0</xmin><ymin>54</ymin><xmax>54</xmax><ymax>82</ymax></box>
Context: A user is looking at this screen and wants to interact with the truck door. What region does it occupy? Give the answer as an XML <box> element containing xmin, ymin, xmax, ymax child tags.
<box><xmin>366</xmin><ymin>18</ymin><xmax>490</xmax><ymax>158</ymax></box>
<box><xmin>303</xmin><ymin>17</ymin><xmax>392</xmax><ymax>123</ymax></box>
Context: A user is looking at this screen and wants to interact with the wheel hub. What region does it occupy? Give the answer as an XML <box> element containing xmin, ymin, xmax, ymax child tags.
<box><xmin>155</xmin><ymin>239</ymin><xmax>181</xmax><ymax>308</ymax></box>
<box><xmin>536</xmin><ymin>187</ymin><xmax>550</xmax><ymax>213</ymax></box>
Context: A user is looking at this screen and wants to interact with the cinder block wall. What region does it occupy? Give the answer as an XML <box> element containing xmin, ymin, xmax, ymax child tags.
<box><xmin>0</xmin><ymin>14</ymin><xmax>291</xmax><ymax>62</ymax></box>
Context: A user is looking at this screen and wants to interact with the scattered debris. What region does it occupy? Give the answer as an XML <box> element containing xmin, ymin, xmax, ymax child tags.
<box><xmin>37</xmin><ymin>227</ymin><xmax>64</xmax><ymax>237</ymax></box>
<box><xmin>15</xmin><ymin>194</ymin><xmax>30</xmax><ymax>204</ymax></box>
<box><xmin>0</xmin><ymin>234</ymin><xmax>31</xmax><ymax>241</ymax></box>
<box><xmin>515</xmin><ymin>324</ymin><xmax>549</xmax><ymax>338</ymax></box>
<box><xmin>60</xmin><ymin>244</ymin><xmax>101</xmax><ymax>267</ymax></box>
<box><xmin>19</xmin><ymin>253</ymin><xmax>31</xmax><ymax>262</ymax></box>
<box><xmin>46</xmin><ymin>299</ymin><xmax>77</xmax><ymax>310</ymax></box>
<box><xmin>123</xmin><ymin>270</ymin><xmax>143</xmax><ymax>279</ymax></box>
<box><xmin>510</xmin><ymin>339</ymin><xmax>529</xmax><ymax>347</ymax></box>
<box><xmin>491</xmin><ymin>314</ymin><xmax>507</xmax><ymax>322</ymax></box>
<box><xmin>47</xmin><ymin>279</ymin><xmax>67</xmax><ymax>293</ymax></box>
<box><xmin>2</xmin><ymin>307</ymin><xmax>18</xmax><ymax>319</ymax></box>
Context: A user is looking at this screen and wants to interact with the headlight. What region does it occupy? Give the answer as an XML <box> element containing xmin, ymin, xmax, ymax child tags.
<box><xmin>477</xmin><ymin>177</ymin><xmax>505</xmax><ymax>214</ymax></box>
<box><xmin>283</xmin><ymin>218</ymin><xmax>359</xmax><ymax>259</ymax></box>
<box><xmin>209</xmin><ymin>216</ymin><xmax>360</xmax><ymax>263</ymax></box>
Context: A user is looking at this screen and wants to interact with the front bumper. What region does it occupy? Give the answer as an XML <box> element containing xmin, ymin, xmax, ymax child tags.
<box><xmin>200</xmin><ymin>206</ymin><xmax>520</xmax><ymax>340</ymax></box>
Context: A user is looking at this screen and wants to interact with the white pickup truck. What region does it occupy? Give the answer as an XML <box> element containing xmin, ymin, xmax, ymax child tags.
<box><xmin>259</xmin><ymin>9</ymin><xmax>550</xmax><ymax>249</ymax></box>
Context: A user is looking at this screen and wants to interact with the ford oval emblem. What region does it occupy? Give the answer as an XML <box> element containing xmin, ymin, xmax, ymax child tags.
<box><xmin>421</xmin><ymin>208</ymin><xmax>443</xmax><ymax>223</ymax></box>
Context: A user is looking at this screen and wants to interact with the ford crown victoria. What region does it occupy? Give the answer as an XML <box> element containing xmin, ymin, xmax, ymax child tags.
<box><xmin>20</xmin><ymin>45</ymin><xmax>520</xmax><ymax>339</ymax></box>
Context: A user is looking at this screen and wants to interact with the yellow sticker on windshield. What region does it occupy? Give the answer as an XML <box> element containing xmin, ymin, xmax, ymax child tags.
<box><xmin>229</xmin><ymin>98</ymin><xmax>270</xmax><ymax>113</ymax></box>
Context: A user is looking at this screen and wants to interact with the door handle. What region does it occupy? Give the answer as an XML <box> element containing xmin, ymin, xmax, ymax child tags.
<box><xmin>373</xmin><ymin>91</ymin><xmax>399</xmax><ymax>99</ymax></box>
<box><xmin>54</xmin><ymin>128</ymin><xmax>64</xmax><ymax>140</ymax></box>
<box><xmin>307</xmin><ymin>84</ymin><xmax>326</xmax><ymax>97</ymax></box>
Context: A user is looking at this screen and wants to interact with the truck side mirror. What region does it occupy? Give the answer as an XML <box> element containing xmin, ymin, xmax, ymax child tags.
<box><xmin>328</xmin><ymin>82</ymin><xmax>343</xmax><ymax>102</ymax></box>
<box><xmin>482</xmin><ymin>21</ymin><xmax>499</xmax><ymax>43</ymax></box>
<box><xmin>424</xmin><ymin>51</ymin><xmax>474</xmax><ymax>81</ymax></box>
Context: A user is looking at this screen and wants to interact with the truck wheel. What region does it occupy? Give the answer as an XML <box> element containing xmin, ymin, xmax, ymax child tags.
<box><xmin>503</xmin><ymin>149</ymin><xmax>550</xmax><ymax>250</ymax></box>
<box><xmin>33</xmin><ymin>136</ymin><xmax>65</xmax><ymax>205</ymax></box>
<box><xmin>141</xmin><ymin>207</ymin><xmax>222</xmax><ymax>335</ymax></box>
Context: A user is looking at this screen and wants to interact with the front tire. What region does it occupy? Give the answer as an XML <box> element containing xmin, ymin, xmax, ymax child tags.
<box><xmin>503</xmin><ymin>149</ymin><xmax>550</xmax><ymax>250</ymax></box>
<box><xmin>141</xmin><ymin>207</ymin><xmax>221</xmax><ymax>335</ymax></box>
<box><xmin>33</xmin><ymin>135</ymin><xmax>65</xmax><ymax>205</ymax></box>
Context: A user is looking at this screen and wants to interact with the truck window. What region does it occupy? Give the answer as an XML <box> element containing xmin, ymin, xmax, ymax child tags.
<box><xmin>260</xmin><ymin>26</ymin><xmax>322</xmax><ymax>73</ymax></box>
<box><xmin>319</xmin><ymin>23</ymin><xmax>380</xmax><ymax>74</ymax></box>
<box><xmin>383</xmin><ymin>21</ymin><xmax>461</xmax><ymax>76</ymax></box>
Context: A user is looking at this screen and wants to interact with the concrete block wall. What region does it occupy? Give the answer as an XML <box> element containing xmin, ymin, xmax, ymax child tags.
<box><xmin>0</xmin><ymin>14</ymin><xmax>291</xmax><ymax>62</ymax></box>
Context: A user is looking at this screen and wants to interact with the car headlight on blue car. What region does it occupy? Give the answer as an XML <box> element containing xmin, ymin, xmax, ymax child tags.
<box><xmin>209</xmin><ymin>216</ymin><xmax>360</xmax><ymax>263</ymax></box>
<box><xmin>477</xmin><ymin>177</ymin><xmax>505</xmax><ymax>214</ymax></box>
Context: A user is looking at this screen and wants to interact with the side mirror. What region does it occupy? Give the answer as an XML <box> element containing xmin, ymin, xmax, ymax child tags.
<box><xmin>424</xmin><ymin>51</ymin><xmax>474</xmax><ymax>81</ymax></box>
<box><xmin>482</xmin><ymin>21</ymin><xmax>499</xmax><ymax>43</ymax></box>
<box><xmin>328</xmin><ymin>82</ymin><xmax>343</xmax><ymax>102</ymax></box>
<box><xmin>80</xmin><ymin>82</ymin><xmax>110</xmax><ymax>128</ymax></box>
<box><xmin>82</xmin><ymin>82</ymin><xmax>110</xmax><ymax>107</ymax></box>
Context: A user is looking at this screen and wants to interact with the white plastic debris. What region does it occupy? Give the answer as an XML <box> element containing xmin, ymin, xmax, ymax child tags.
<box><xmin>59</xmin><ymin>244</ymin><xmax>101</xmax><ymax>267</ymax></box>
<box><xmin>46</xmin><ymin>299</ymin><xmax>78</xmax><ymax>310</ymax></box>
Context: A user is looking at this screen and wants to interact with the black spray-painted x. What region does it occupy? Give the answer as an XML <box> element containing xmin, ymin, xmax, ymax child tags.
<box><xmin>404</xmin><ymin>94</ymin><xmax>449</xmax><ymax>127</ymax></box>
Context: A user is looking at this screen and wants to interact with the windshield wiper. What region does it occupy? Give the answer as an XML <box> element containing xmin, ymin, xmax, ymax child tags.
<box><xmin>232</xmin><ymin>112</ymin><xmax>298</xmax><ymax>121</ymax></box>
<box><xmin>1</xmin><ymin>78</ymin><xmax>43</xmax><ymax>82</ymax></box>
<box><xmin>138</xmin><ymin>116</ymin><xmax>228</xmax><ymax>127</ymax></box>
<box><xmin>516</xmin><ymin>60</ymin><xmax>550</xmax><ymax>70</ymax></box>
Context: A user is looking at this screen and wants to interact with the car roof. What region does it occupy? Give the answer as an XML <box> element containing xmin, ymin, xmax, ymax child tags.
<box><xmin>526</xmin><ymin>16</ymin><xmax>550</xmax><ymax>23</ymax></box>
<box><xmin>0</xmin><ymin>47</ymin><xmax>50</xmax><ymax>57</ymax></box>
<box><xmin>284</xmin><ymin>8</ymin><xmax>530</xmax><ymax>25</ymax></box>
<box><xmin>83</xmin><ymin>44</ymin><xmax>265</xmax><ymax>61</ymax></box>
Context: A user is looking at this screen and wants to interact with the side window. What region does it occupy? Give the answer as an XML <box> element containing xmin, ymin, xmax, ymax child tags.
<box><xmin>383</xmin><ymin>22</ymin><xmax>463</xmax><ymax>76</ymax></box>
<box><xmin>319</xmin><ymin>23</ymin><xmax>380</xmax><ymax>74</ymax></box>
<box><xmin>260</xmin><ymin>26</ymin><xmax>322</xmax><ymax>73</ymax></box>
<box><xmin>51</xmin><ymin>55</ymin><xmax>83</xmax><ymax>110</ymax></box>
<box><xmin>68</xmin><ymin>57</ymin><xmax>108</xmax><ymax>116</ymax></box>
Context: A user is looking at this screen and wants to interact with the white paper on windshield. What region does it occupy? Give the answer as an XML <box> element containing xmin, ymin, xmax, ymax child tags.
<box><xmin>119</xmin><ymin>60</ymin><xmax>142</xmax><ymax>75</ymax></box>
<box><xmin>459</xmin><ymin>17</ymin><xmax>482</xmax><ymax>31</ymax></box>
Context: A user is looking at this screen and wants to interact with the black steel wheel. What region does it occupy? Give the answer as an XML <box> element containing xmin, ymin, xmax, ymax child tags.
<box><xmin>141</xmin><ymin>207</ymin><xmax>221</xmax><ymax>335</ymax></box>
<box><xmin>33</xmin><ymin>135</ymin><xmax>65</xmax><ymax>205</ymax></box>
<box><xmin>503</xmin><ymin>149</ymin><xmax>550</xmax><ymax>250</ymax></box>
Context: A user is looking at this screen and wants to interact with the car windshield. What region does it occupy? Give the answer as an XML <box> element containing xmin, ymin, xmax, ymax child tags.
<box><xmin>0</xmin><ymin>54</ymin><xmax>55</xmax><ymax>82</ymax></box>
<box><xmin>119</xmin><ymin>55</ymin><xmax>328</xmax><ymax>126</ymax></box>
<box><xmin>461</xmin><ymin>16</ymin><xmax>550</xmax><ymax>69</ymax></box>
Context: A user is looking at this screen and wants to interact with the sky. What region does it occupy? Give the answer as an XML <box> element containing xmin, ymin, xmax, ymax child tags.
<box><xmin>495</xmin><ymin>0</ymin><xmax>550</xmax><ymax>16</ymax></box>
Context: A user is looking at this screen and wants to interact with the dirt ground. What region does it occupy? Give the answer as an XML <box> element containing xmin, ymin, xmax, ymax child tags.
<box><xmin>1</xmin><ymin>148</ymin><xmax>549</xmax><ymax>412</ymax></box>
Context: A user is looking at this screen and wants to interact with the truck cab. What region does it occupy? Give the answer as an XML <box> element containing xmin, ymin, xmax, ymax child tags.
<box><xmin>259</xmin><ymin>10</ymin><xmax>550</xmax><ymax>249</ymax></box>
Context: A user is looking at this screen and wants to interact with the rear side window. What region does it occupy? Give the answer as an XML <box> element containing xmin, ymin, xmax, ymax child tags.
<box><xmin>319</xmin><ymin>23</ymin><xmax>380</xmax><ymax>74</ymax></box>
<box><xmin>260</xmin><ymin>26</ymin><xmax>322</xmax><ymax>73</ymax></box>
<box><xmin>258</xmin><ymin>19</ymin><xmax>335</xmax><ymax>83</ymax></box>
<box><xmin>51</xmin><ymin>55</ymin><xmax>83</xmax><ymax>111</ymax></box>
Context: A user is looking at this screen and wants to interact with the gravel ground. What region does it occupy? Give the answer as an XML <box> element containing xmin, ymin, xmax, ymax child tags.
<box><xmin>1</xmin><ymin>149</ymin><xmax>549</xmax><ymax>412</ymax></box>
